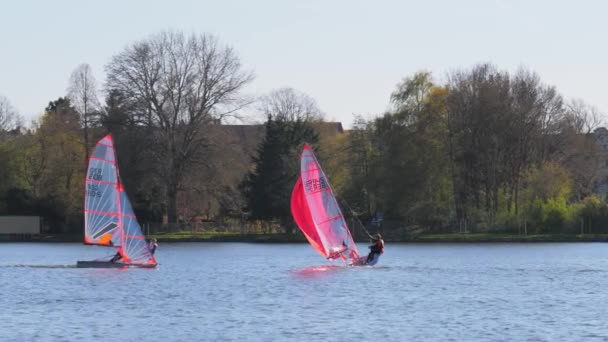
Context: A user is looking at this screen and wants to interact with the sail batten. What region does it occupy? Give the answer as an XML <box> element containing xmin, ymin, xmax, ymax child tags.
<box><xmin>84</xmin><ymin>209</ymin><xmax>136</xmax><ymax>218</ymax></box>
<box><xmin>86</xmin><ymin>179</ymin><xmax>117</xmax><ymax>185</ymax></box>
<box><xmin>291</xmin><ymin>144</ymin><xmax>359</xmax><ymax>262</ymax></box>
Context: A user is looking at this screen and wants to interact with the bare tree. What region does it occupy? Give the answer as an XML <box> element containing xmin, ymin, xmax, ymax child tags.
<box><xmin>105</xmin><ymin>31</ymin><xmax>254</xmax><ymax>223</ymax></box>
<box><xmin>446</xmin><ymin>64</ymin><xmax>565</xmax><ymax>222</ymax></box>
<box><xmin>563</xmin><ymin>99</ymin><xmax>603</xmax><ymax>134</ymax></box>
<box><xmin>557</xmin><ymin>99</ymin><xmax>605</xmax><ymax>199</ymax></box>
<box><xmin>259</xmin><ymin>87</ymin><xmax>324</xmax><ymax>122</ymax></box>
<box><xmin>0</xmin><ymin>96</ymin><xmax>22</xmax><ymax>131</ymax></box>
<box><xmin>67</xmin><ymin>63</ymin><xmax>100</xmax><ymax>163</ymax></box>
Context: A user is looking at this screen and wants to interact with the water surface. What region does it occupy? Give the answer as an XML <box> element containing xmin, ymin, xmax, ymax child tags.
<box><xmin>1</xmin><ymin>242</ymin><xmax>607</xmax><ymax>341</ymax></box>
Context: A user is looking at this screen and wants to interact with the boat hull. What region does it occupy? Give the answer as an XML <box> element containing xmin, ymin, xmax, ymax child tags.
<box><xmin>351</xmin><ymin>253</ymin><xmax>381</xmax><ymax>266</ymax></box>
<box><xmin>76</xmin><ymin>260</ymin><xmax>156</xmax><ymax>268</ymax></box>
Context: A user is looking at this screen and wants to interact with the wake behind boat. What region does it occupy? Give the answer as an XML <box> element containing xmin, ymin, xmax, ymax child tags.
<box><xmin>77</xmin><ymin>134</ymin><xmax>157</xmax><ymax>269</ymax></box>
<box><xmin>76</xmin><ymin>260</ymin><xmax>156</xmax><ymax>268</ymax></box>
<box><xmin>290</xmin><ymin>143</ymin><xmax>382</xmax><ymax>266</ymax></box>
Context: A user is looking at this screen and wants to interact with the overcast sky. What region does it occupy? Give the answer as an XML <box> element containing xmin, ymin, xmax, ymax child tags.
<box><xmin>1</xmin><ymin>0</ymin><xmax>606</xmax><ymax>127</ymax></box>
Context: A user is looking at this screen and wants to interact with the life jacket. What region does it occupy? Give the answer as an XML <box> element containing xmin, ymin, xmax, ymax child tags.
<box><xmin>369</xmin><ymin>240</ymin><xmax>384</xmax><ymax>254</ymax></box>
<box><xmin>372</xmin><ymin>239</ymin><xmax>384</xmax><ymax>253</ymax></box>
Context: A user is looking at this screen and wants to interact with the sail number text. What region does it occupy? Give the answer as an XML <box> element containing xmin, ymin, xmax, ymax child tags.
<box><xmin>305</xmin><ymin>177</ymin><xmax>329</xmax><ymax>193</ymax></box>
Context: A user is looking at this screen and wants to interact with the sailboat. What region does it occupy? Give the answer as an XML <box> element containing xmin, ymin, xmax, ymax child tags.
<box><xmin>76</xmin><ymin>134</ymin><xmax>157</xmax><ymax>268</ymax></box>
<box><xmin>291</xmin><ymin>143</ymin><xmax>380</xmax><ymax>266</ymax></box>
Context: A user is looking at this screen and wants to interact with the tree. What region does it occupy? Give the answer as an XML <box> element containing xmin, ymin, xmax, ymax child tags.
<box><xmin>40</xmin><ymin>99</ymin><xmax>84</xmax><ymax>229</ymax></box>
<box><xmin>240</xmin><ymin>115</ymin><xmax>319</xmax><ymax>233</ymax></box>
<box><xmin>0</xmin><ymin>97</ymin><xmax>24</xmax><ymax>208</ymax></box>
<box><xmin>557</xmin><ymin>100</ymin><xmax>604</xmax><ymax>200</ymax></box>
<box><xmin>390</xmin><ymin>71</ymin><xmax>434</xmax><ymax>117</ymax></box>
<box><xmin>258</xmin><ymin>87</ymin><xmax>324</xmax><ymax>122</ymax></box>
<box><xmin>67</xmin><ymin>63</ymin><xmax>101</xmax><ymax>164</ymax></box>
<box><xmin>446</xmin><ymin>64</ymin><xmax>564</xmax><ymax>226</ymax></box>
<box><xmin>0</xmin><ymin>96</ymin><xmax>22</xmax><ymax>132</ymax></box>
<box><xmin>99</xmin><ymin>89</ymin><xmax>165</xmax><ymax>222</ymax></box>
<box><xmin>241</xmin><ymin>88</ymin><xmax>323</xmax><ymax>231</ymax></box>
<box><xmin>520</xmin><ymin>162</ymin><xmax>574</xmax><ymax>233</ymax></box>
<box><xmin>563</xmin><ymin>99</ymin><xmax>603</xmax><ymax>135</ymax></box>
<box><xmin>9</xmin><ymin>98</ymin><xmax>85</xmax><ymax>232</ymax></box>
<box><xmin>337</xmin><ymin>116</ymin><xmax>379</xmax><ymax>219</ymax></box>
<box><xmin>105</xmin><ymin>30</ymin><xmax>254</xmax><ymax>223</ymax></box>
<box><xmin>365</xmin><ymin>72</ymin><xmax>452</xmax><ymax>229</ymax></box>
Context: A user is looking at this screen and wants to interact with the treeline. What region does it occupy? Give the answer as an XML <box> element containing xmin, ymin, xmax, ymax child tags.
<box><xmin>0</xmin><ymin>30</ymin><xmax>606</xmax><ymax>235</ymax></box>
<box><xmin>0</xmin><ymin>31</ymin><xmax>255</xmax><ymax>233</ymax></box>
<box><xmin>238</xmin><ymin>65</ymin><xmax>608</xmax><ymax>236</ymax></box>
<box><xmin>327</xmin><ymin>66</ymin><xmax>608</xmax><ymax>235</ymax></box>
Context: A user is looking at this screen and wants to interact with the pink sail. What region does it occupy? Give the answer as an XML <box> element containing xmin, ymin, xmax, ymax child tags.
<box><xmin>84</xmin><ymin>134</ymin><xmax>156</xmax><ymax>266</ymax></box>
<box><xmin>291</xmin><ymin>144</ymin><xmax>359</xmax><ymax>262</ymax></box>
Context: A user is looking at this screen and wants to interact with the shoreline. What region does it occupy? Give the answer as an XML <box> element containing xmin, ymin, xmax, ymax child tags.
<box><xmin>2</xmin><ymin>232</ymin><xmax>608</xmax><ymax>243</ymax></box>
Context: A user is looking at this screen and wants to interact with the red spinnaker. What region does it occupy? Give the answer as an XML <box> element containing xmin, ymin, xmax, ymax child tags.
<box><xmin>290</xmin><ymin>144</ymin><xmax>359</xmax><ymax>262</ymax></box>
<box><xmin>291</xmin><ymin>177</ymin><xmax>325</xmax><ymax>256</ymax></box>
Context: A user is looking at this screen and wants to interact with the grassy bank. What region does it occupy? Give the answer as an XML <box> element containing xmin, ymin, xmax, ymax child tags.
<box><xmin>150</xmin><ymin>231</ymin><xmax>307</xmax><ymax>243</ymax></box>
<box><xmin>0</xmin><ymin>232</ymin><xmax>305</xmax><ymax>243</ymax></box>
<box><xmin>401</xmin><ymin>233</ymin><xmax>608</xmax><ymax>243</ymax></box>
<box><xmin>150</xmin><ymin>231</ymin><xmax>608</xmax><ymax>243</ymax></box>
<box><xmin>3</xmin><ymin>232</ymin><xmax>608</xmax><ymax>243</ymax></box>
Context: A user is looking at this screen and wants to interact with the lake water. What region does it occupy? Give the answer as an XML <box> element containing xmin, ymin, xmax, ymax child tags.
<box><xmin>1</xmin><ymin>242</ymin><xmax>608</xmax><ymax>341</ymax></box>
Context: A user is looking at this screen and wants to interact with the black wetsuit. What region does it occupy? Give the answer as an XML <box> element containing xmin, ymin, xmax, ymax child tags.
<box><xmin>110</xmin><ymin>252</ymin><xmax>122</xmax><ymax>263</ymax></box>
<box><xmin>149</xmin><ymin>242</ymin><xmax>157</xmax><ymax>255</ymax></box>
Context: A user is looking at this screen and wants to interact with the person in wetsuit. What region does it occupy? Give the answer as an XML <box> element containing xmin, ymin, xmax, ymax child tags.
<box><xmin>110</xmin><ymin>251</ymin><xmax>122</xmax><ymax>263</ymax></box>
<box><xmin>148</xmin><ymin>238</ymin><xmax>158</xmax><ymax>255</ymax></box>
<box><xmin>366</xmin><ymin>233</ymin><xmax>384</xmax><ymax>263</ymax></box>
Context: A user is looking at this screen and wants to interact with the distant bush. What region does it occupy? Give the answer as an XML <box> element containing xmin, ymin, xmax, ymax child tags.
<box><xmin>525</xmin><ymin>197</ymin><xmax>579</xmax><ymax>233</ymax></box>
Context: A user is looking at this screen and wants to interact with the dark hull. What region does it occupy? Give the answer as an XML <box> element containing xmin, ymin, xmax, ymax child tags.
<box><xmin>350</xmin><ymin>253</ymin><xmax>381</xmax><ymax>266</ymax></box>
<box><xmin>76</xmin><ymin>260</ymin><xmax>156</xmax><ymax>268</ymax></box>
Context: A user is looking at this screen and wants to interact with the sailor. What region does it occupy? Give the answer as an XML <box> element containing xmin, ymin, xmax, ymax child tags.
<box><xmin>110</xmin><ymin>251</ymin><xmax>122</xmax><ymax>263</ymax></box>
<box><xmin>366</xmin><ymin>233</ymin><xmax>384</xmax><ymax>263</ymax></box>
<box><xmin>148</xmin><ymin>238</ymin><xmax>158</xmax><ymax>255</ymax></box>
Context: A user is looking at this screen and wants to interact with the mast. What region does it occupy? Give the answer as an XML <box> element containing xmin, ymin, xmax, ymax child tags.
<box><xmin>109</xmin><ymin>134</ymin><xmax>126</xmax><ymax>259</ymax></box>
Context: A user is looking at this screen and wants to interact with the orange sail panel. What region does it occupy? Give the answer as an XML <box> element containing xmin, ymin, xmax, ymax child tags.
<box><xmin>290</xmin><ymin>144</ymin><xmax>359</xmax><ymax>261</ymax></box>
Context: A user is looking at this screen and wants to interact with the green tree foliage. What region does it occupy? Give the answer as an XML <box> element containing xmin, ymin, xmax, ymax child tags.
<box><xmin>2</xmin><ymin>60</ymin><xmax>607</xmax><ymax>237</ymax></box>
<box><xmin>240</xmin><ymin>116</ymin><xmax>318</xmax><ymax>232</ymax></box>
<box><xmin>579</xmin><ymin>195</ymin><xmax>603</xmax><ymax>233</ymax></box>
<box><xmin>0</xmin><ymin>98</ymin><xmax>85</xmax><ymax>232</ymax></box>
<box><xmin>520</xmin><ymin>162</ymin><xmax>572</xmax><ymax>203</ymax></box>
<box><xmin>339</xmin><ymin>116</ymin><xmax>380</xmax><ymax>218</ymax></box>
<box><xmin>446</xmin><ymin>65</ymin><xmax>565</xmax><ymax>224</ymax></box>
<box><xmin>342</xmin><ymin>65</ymin><xmax>605</xmax><ymax>234</ymax></box>
<box><xmin>347</xmin><ymin>72</ymin><xmax>452</xmax><ymax>230</ymax></box>
<box><xmin>36</xmin><ymin>99</ymin><xmax>84</xmax><ymax>231</ymax></box>
<box><xmin>512</xmin><ymin>162</ymin><xmax>574</xmax><ymax>233</ymax></box>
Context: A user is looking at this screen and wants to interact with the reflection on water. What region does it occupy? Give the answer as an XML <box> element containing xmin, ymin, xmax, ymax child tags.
<box><xmin>290</xmin><ymin>264</ymin><xmax>391</xmax><ymax>277</ymax></box>
<box><xmin>290</xmin><ymin>264</ymin><xmax>344</xmax><ymax>277</ymax></box>
<box><xmin>0</xmin><ymin>264</ymin><xmax>77</xmax><ymax>269</ymax></box>
<box><xmin>1</xmin><ymin>242</ymin><xmax>608</xmax><ymax>341</ymax></box>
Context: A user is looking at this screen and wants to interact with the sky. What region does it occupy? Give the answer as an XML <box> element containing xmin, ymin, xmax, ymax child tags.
<box><xmin>0</xmin><ymin>0</ymin><xmax>607</xmax><ymax>128</ymax></box>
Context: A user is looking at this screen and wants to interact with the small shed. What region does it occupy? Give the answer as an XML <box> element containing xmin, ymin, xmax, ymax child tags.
<box><xmin>0</xmin><ymin>216</ymin><xmax>41</xmax><ymax>234</ymax></box>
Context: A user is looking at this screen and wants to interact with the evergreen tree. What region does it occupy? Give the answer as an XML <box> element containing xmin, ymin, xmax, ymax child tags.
<box><xmin>240</xmin><ymin>115</ymin><xmax>318</xmax><ymax>233</ymax></box>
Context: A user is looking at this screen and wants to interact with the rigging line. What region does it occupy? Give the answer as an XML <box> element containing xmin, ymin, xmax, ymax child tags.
<box><xmin>337</xmin><ymin>196</ymin><xmax>374</xmax><ymax>239</ymax></box>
